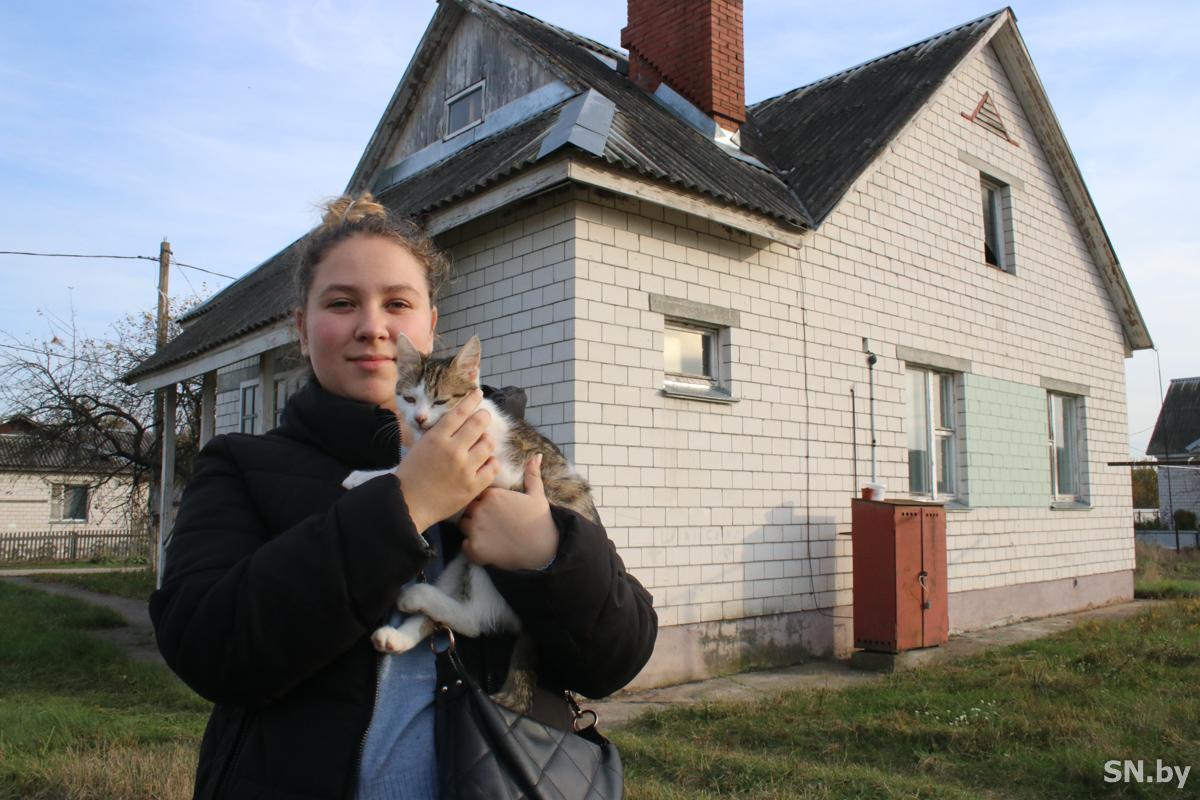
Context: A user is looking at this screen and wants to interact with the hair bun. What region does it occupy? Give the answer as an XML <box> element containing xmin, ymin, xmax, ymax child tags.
<box><xmin>320</xmin><ymin>192</ymin><xmax>388</xmax><ymax>228</ymax></box>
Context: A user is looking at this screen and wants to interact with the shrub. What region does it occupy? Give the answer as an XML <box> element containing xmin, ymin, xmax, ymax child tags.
<box><xmin>1174</xmin><ymin>509</ymin><xmax>1198</xmax><ymax>531</ymax></box>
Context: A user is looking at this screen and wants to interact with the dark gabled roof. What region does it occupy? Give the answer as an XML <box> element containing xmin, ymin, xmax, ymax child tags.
<box><xmin>125</xmin><ymin>4</ymin><xmax>1018</xmax><ymax>382</ymax></box>
<box><xmin>0</xmin><ymin>427</ymin><xmax>139</xmax><ymax>475</ymax></box>
<box><xmin>126</xmin><ymin>239</ymin><xmax>305</xmax><ymax>381</ymax></box>
<box><xmin>748</xmin><ymin>10</ymin><xmax>1001</xmax><ymax>225</ymax></box>
<box><xmin>477</xmin><ymin>0</ymin><xmax>811</xmax><ymax>227</ymax></box>
<box><xmin>1147</xmin><ymin>377</ymin><xmax>1200</xmax><ymax>456</ymax></box>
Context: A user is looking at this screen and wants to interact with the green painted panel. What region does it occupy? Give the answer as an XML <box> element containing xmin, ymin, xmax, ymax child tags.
<box><xmin>960</xmin><ymin>374</ymin><xmax>1049</xmax><ymax>507</ymax></box>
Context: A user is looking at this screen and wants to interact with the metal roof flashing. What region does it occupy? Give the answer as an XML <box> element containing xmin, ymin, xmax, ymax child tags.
<box><xmin>651</xmin><ymin>83</ymin><xmax>769</xmax><ymax>171</ymax></box>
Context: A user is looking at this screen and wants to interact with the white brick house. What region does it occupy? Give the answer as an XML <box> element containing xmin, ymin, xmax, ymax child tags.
<box><xmin>0</xmin><ymin>416</ymin><xmax>142</xmax><ymax>536</ymax></box>
<box><xmin>127</xmin><ymin>1</ymin><xmax>1151</xmax><ymax>687</ymax></box>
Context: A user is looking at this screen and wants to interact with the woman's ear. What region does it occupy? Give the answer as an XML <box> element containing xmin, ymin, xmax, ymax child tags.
<box><xmin>429</xmin><ymin>306</ymin><xmax>438</xmax><ymax>339</ymax></box>
<box><xmin>294</xmin><ymin>309</ymin><xmax>309</xmax><ymax>356</ymax></box>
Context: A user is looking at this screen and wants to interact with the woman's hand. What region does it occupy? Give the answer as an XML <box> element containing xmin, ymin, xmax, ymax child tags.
<box><xmin>395</xmin><ymin>389</ymin><xmax>499</xmax><ymax>533</ymax></box>
<box><xmin>460</xmin><ymin>453</ymin><xmax>559</xmax><ymax>571</ymax></box>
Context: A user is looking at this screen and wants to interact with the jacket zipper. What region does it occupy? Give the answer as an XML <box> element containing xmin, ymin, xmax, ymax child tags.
<box><xmin>347</xmin><ymin>648</ymin><xmax>383</xmax><ymax>799</ymax></box>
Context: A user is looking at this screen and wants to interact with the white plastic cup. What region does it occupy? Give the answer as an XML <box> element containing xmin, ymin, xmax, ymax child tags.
<box><xmin>862</xmin><ymin>482</ymin><xmax>886</xmax><ymax>501</ymax></box>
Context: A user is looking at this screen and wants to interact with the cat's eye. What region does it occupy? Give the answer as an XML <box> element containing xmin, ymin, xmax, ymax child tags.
<box><xmin>402</xmin><ymin>395</ymin><xmax>416</xmax><ymax>404</ymax></box>
<box><xmin>433</xmin><ymin>399</ymin><xmax>448</xmax><ymax>406</ymax></box>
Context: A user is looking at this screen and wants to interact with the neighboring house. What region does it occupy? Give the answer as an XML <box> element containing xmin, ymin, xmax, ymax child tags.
<box><xmin>126</xmin><ymin>1</ymin><xmax>1152</xmax><ymax>687</ymax></box>
<box><xmin>1146</xmin><ymin>377</ymin><xmax>1200</xmax><ymax>527</ymax></box>
<box><xmin>0</xmin><ymin>416</ymin><xmax>142</xmax><ymax>535</ymax></box>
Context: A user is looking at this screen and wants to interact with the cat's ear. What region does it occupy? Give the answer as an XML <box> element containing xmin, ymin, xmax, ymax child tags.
<box><xmin>450</xmin><ymin>336</ymin><xmax>482</xmax><ymax>383</ymax></box>
<box><xmin>395</xmin><ymin>334</ymin><xmax>422</xmax><ymax>375</ymax></box>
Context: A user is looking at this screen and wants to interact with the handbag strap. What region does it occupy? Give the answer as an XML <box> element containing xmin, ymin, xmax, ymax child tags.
<box><xmin>430</xmin><ymin>624</ymin><xmax>602</xmax><ymax>733</ymax></box>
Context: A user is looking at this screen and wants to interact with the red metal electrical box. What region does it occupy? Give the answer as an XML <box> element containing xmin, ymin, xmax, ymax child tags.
<box><xmin>851</xmin><ymin>498</ymin><xmax>948</xmax><ymax>653</ymax></box>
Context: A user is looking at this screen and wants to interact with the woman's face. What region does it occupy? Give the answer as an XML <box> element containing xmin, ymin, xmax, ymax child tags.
<box><xmin>296</xmin><ymin>234</ymin><xmax>437</xmax><ymax>410</ymax></box>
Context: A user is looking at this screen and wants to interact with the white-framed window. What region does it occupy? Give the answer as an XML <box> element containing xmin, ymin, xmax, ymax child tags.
<box><xmin>981</xmin><ymin>175</ymin><xmax>1014</xmax><ymax>272</ymax></box>
<box><xmin>907</xmin><ymin>366</ymin><xmax>959</xmax><ymax>499</ymax></box>
<box><xmin>273</xmin><ymin>371</ymin><xmax>304</xmax><ymax>427</ymax></box>
<box><xmin>52</xmin><ymin>483</ymin><xmax>89</xmax><ymax>522</ymax></box>
<box><xmin>1048</xmin><ymin>392</ymin><xmax>1083</xmax><ymax>501</ymax></box>
<box><xmin>650</xmin><ymin>293</ymin><xmax>738</xmax><ymax>404</ymax></box>
<box><xmin>445</xmin><ymin>80</ymin><xmax>485</xmax><ymax>139</ymax></box>
<box><xmin>662</xmin><ymin>319</ymin><xmax>733</xmax><ymax>402</ymax></box>
<box><xmin>239</xmin><ymin>380</ymin><xmax>261</xmax><ymax>434</ymax></box>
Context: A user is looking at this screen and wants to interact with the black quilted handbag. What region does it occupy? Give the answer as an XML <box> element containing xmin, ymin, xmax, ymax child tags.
<box><xmin>433</xmin><ymin>630</ymin><xmax>624</xmax><ymax>800</ymax></box>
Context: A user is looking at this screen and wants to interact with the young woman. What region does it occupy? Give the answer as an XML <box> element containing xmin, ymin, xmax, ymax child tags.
<box><xmin>150</xmin><ymin>194</ymin><xmax>657</xmax><ymax>800</ymax></box>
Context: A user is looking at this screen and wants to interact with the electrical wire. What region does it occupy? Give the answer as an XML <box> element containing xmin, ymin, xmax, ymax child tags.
<box><xmin>0</xmin><ymin>249</ymin><xmax>237</xmax><ymax>280</ymax></box>
<box><xmin>0</xmin><ymin>250</ymin><xmax>154</xmax><ymax>262</ymax></box>
<box><xmin>0</xmin><ymin>341</ymin><xmax>121</xmax><ymax>368</ymax></box>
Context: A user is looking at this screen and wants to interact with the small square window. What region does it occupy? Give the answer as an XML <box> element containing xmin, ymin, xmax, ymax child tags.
<box><xmin>53</xmin><ymin>484</ymin><xmax>89</xmax><ymax>522</ymax></box>
<box><xmin>662</xmin><ymin>320</ymin><xmax>733</xmax><ymax>403</ymax></box>
<box><xmin>981</xmin><ymin>176</ymin><xmax>1014</xmax><ymax>272</ymax></box>
<box><xmin>445</xmin><ymin>81</ymin><xmax>484</xmax><ymax>139</ymax></box>
<box><xmin>665</xmin><ymin>324</ymin><xmax>714</xmax><ymax>379</ymax></box>
<box><xmin>650</xmin><ymin>294</ymin><xmax>738</xmax><ymax>404</ymax></box>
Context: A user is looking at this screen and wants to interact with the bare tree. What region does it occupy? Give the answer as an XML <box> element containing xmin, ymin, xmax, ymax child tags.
<box><xmin>0</xmin><ymin>297</ymin><xmax>206</xmax><ymax>526</ymax></box>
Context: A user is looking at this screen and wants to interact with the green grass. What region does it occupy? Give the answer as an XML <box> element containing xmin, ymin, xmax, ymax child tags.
<box><xmin>4</xmin><ymin>568</ymin><xmax>1198</xmax><ymax>799</ymax></box>
<box><xmin>1135</xmin><ymin>541</ymin><xmax>1200</xmax><ymax>599</ymax></box>
<box><xmin>614</xmin><ymin>598</ymin><xmax>1200</xmax><ymax>799</ymax></box>
<box><xmin>0</xmin><ymin>581</ymin><xmax>209</xmax><ymax>800</ymax></box>
<box><xmin>29</xmin><ymin>568</ymin><xmax>157</xmax><ymax>602</ymax></box>
<box><xmin>1</xmin><ymin>556</ymin><xmax>149</xmax><ymax>571</ymax></box>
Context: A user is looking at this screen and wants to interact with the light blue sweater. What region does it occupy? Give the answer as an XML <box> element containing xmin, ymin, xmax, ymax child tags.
<box><xmin>355</xmin><ymin>525</ymin><xmax>444</xmax><ymax>800</ymax></box>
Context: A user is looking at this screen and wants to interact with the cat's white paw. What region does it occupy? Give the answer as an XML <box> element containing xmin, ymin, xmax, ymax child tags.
<box><xmin>396</xmin><ymin>584</ymin><xmax>439</xmax><ymax>615</ymax></box>
<box><xmin>371</xmin><ymin>625</ymin><xmax>422</xmax><ymax>654</ymax></box>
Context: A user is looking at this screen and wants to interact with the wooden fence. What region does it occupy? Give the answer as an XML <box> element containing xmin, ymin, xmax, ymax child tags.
<box><xmin>0</xmin><ymin>529</ymin><xmax>151</xmax><ymax>563</ymax></box>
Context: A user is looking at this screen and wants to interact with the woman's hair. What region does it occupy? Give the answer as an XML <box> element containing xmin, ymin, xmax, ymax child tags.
<box><xmin>295</xmin><ymin>192</ymin><xmax>451</xmax><ymax>309</ymax></box>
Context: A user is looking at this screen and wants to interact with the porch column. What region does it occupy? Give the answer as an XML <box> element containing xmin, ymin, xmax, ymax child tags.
<box><xmin>156</xmin><ymin>384</ymin><xmax>177</xmax><ymax>589</ymax></box>
<box><xmin>260</xmin><ymin>350</ymin><xmax>276</xmax><ymax>432</ymax></box>
<box><xmin>199</xmin><ymin>370</ymin><xmax>217</xmax><ymax>447</ymax></box>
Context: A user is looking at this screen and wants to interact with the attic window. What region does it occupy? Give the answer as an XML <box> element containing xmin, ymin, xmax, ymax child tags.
<box><xmin>962</xmin><ymin>92</ymin><xmax>1017</xmax><ymax>146</ymax></box>
<box><xmin>981</xmin><ymin>175</ymin><xmax>1014</xmax><ymax>272</ymax></box>
<box><xmin>445</xmin><ymin>81</ymin><xmax>484</xmax><ymax>139</ymax></box>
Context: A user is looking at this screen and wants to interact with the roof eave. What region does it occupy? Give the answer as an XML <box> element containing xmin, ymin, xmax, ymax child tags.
<box><xmin>988</xmin><ymin>17</ymin><xmax>1152</xmax><ymax>351</ymax></box>
<box><xmin>344</xmin><ymin>1</ymin><xmax>468</xmax><ymax>196</ymax></box>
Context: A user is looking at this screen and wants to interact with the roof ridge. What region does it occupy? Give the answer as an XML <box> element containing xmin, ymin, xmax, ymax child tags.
<box><xmin>469</xmin><ymin>0</ymin><xmax>626</xmax><ymax>62</ymax></box>
<box><xmin>749</xmin><ymin>8</ymin><xmax>1008</xmax><ymax>111</ymax></box>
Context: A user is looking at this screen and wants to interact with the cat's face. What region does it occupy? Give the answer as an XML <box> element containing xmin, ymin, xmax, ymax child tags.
<box><xmin>394</xmin><ymin>335</ymin><xmax>482</xmax><ymax>436</ymax></box>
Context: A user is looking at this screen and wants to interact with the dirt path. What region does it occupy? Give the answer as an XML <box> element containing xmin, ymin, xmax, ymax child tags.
<box><xmin>3</xmin><ymin>576</ymin><xmax>164</xmax><ymax>666</ymax></box>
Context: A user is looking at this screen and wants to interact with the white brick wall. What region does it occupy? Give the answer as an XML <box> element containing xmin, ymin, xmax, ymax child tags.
<box><xmin>0</xmin><ymin>471</ymin><xmax>140</xmax><ymax>532</ymax></box>
<box><xmin>550</xmin><ymin>40</ymin><xmax>1134</xmax><ymax>633</ymax></box>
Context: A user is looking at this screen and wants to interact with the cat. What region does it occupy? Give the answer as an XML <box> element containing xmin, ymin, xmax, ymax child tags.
<box><xmin>341</xmin><ymin>334</ymin><xmax>599</xmax><ymax>711</ymax></box>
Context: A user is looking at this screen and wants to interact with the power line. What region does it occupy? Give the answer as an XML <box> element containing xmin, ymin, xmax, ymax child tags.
<box><xmin>174</xmin><ymin>260</ymin><xmax>237</xmax><ymax>280</ymax></box>
<box><xmin>0</xmin><ymin>341</ymin><xmax>123</xmax><ymax>368</ymax></box>
<box><xmin>0</xmin><ymin>250</ymin><xmax>154</xmax><ymax>262</ymax></box>
<box><xmin>0</xmin><ymin>249</ymin><xmax>237</xmax><ymax>280</ymax></box>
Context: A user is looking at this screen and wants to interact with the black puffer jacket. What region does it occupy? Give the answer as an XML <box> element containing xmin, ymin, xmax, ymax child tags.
<box><xmin>150</xmin><ymin>381</ymin><xmax>657</xmax><ymax>800</ymax></box>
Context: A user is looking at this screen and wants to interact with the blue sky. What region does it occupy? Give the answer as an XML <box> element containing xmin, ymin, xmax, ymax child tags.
<box><xmin>0</xmin><ymin>1</ymin><xmax>1195</xmax><ymax>457</ymax></box>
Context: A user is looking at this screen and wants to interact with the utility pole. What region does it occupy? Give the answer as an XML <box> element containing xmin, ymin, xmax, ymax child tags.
<box><xmin>153</xmin><ymin>239</ymin><xmax>172</xmax><ymax>586</ymax></box>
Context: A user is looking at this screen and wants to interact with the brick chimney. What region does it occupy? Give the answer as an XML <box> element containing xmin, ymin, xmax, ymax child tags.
<box><xmin>621</xmin><ymin>0</ymin><xmax>746</xmax><ymax>133</ymax></box>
